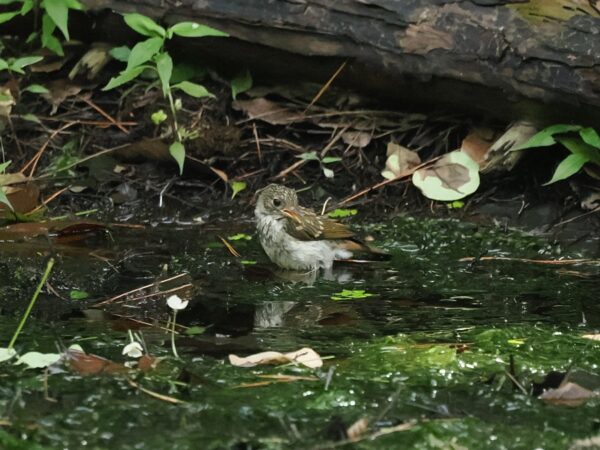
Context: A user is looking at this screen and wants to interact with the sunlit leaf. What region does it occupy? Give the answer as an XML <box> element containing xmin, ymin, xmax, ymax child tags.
<box><xmin>327</xmin><ymin>208</ymin><xmax>358</xmax><ymax>218</ymax></box>
<box><xmin>155</xmin><ymin>52</ymin><xmax>172</xmax><ymax>97</ymax></box>
<box><xmin>123</xmin><ymin>13</ymin><xmax>166</xmax><ymax>38</ymax></box>
<box><xmin>513</xmin><ymin>124</ymin><xmax>582</xmax><ymax>150</ymax></box>
<box><xmin>103</xmin><ymin>65</ymin><xmax>147</xmax><ymax>90</ymax></box>
<box><xmin>126</xmin><ymin>37</ymin><xmax>163</xmax><ymax>71</ymax></box>
<box><xmin>412</xmin><ymin>150</ymin><xmax>479</xmax><ymax>201</ymax></box>
<box><xmin>44</xmin><ymin>0</ymin><xmax>70</xmax><ymax>40</ymax></box>
<box><xmin>172</xmin><ymin>81</ymin><xmax>213</xmax><ymax>98</ymax></box>
<box><xmin>230</xmin><ymin>180</ymin><xmax>246</xmax><ymax>199</ymax></box>
<box><xmin>16</xmin><ymin>351</ymin><xmax>61</xmax><ymax>368</ymax></box>
<box><xmin>231</xmin><ymin>69</ymin><xmax>252</xmax><ymax>99</ymax></box>
<box><xmin>151</xmin><ymin>109</ymin><xmax>167</xmax><ymax>125</ymax></box>
<box><xmin>185</xmin><ymin>326</ymin><xmax>206</xmax><ymax>336</ymax></box>
<box><xmin>169</xmin><ymin>22</ymin><xmax>228</xmax><ymax>38</ymax></box>
<box><xmin>169</xmin><ymin>141</ymin><xmax>185</xmax><ymax>175</ymax></box>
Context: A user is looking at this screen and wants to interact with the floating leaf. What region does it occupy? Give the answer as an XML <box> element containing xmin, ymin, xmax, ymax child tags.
<box><xmin>412</xmin><ymin>150</ymin><xmax>479</xmax><ymax>201</ymax></box>
<box><xmin>231</xmin><ymin>69</ymin><xmax>252</xmax><ymax>99</ymax></box>
<box><xmin>229</xmin><ymin>347</ymin><xmax>322</xmax><ymax>369</ymax></box>
<box><xmin>228</xmin><ymin>233</ymin><xmax>251</xmax><ymax>241</ymax></box>
<box><xmin>69</xmin><ymin>289</ymin><xmax>89</xmax><ymax>300</ymax></box>
<box><xmin>16</xmin><ymin>351</ymin><xmax>61</xmax><ymax>369</ymax></box>
<box><xmin>230</xmin><ymin>180</ymin><xmax>246</xmax><ymax>199</ymax></box>
<box><xmin>331</xmin><ymin>289</ymin><xmax>374</xmax><ymax>301</ymax></box>
<box><xmin>327</xmin><ymin>208</ymin><xmax>358</xmax><ymax>218</ymax></box>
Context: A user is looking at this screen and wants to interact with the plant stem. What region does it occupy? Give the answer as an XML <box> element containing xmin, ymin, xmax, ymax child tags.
<box><xmin>166</xmin><ymin>90</ymin><xmax>181</xmax><ymax>142</ymax></box>
<box><xmin>8</xmin><ymin>257</ymin><xmax>55</xmax><ymax>349</ymax></box>
<box><xmin>170</xmin><ymin>310</ymin><xmax>179</xmax><ymax>359</ymax></box>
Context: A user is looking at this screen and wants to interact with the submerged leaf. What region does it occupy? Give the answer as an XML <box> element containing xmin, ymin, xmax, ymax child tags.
<box><xmin>331</xmin><ymin>289</ymin><xmax>374</xmax><ymax>301</ymax></box>
<box><xmin>539</xmin><ymin>382</ymin><xmax>598</xmax><ymax>407</ymax></box>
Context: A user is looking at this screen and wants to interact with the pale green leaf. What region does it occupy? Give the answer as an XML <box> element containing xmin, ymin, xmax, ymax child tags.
<box><xmin>0</xmin><ymin>160</ymin><xmax>11</xmax><ymax>173</ymax></box>
<box><xmin>231</xmin><ymin>69</ymin><xmax>252</xmax><ymax>99</ymax></box>
<box><xmin>109</xmin><ymin>46</ymin><xmax>131</xmax><ymax>62</ymax></box>
<box><xmin>0</xmin><ymin>59</ymin><xmax>8</xmax><ymax>71</ymax></box>
<box><xmin>169</xmin><ymin>22</ymin><xmax>228</xmax><ymax>38</ymax></box>
<box><xmin>16</xmin><ymin>351</ymin><xmax>61</xmax><ymax>368</ymax></box>
<box><xmin>331</xmin><ymin>289</ymin><xmax>374</xmax><ymax>301</ymax></box>
<box><xmin>513</xmin><ymin>124</ymin><xmax>582</xmax><ymax>150</ymax></box>
<box><xmin>172</xmin><ymin>81</ymin><xmax>214</xmax><ymax>98</ymax></box>
<box><xmin>322</xmin><ymin>156</ymin><xmax>342</xmax><ymax>164</ymax></box>
<box><xmin>22</xmin><ymin>84</ymin><xmax>49</xmax><ymax>94</ymax></box>
<box><xmin>9</xmin><ymin>55</ymin><xmax>43</xmax><ymax>74</ymax></box>
<box><xmin>185</xmin><ymin>326</ymin><xmax>206</xmax><ymax>336</ymax></box>
<box><xmin>123</xmin><ymin>13</ymin><xmax>166</xmax><ymax>38</ymax></box>
<box><xmin>155</xmin><ymin>52</ymin><xmax>172</xmax><ymax>97</ymax></box>
<box><xmin>322</xmin><ymin>167</ymin><xmax>334</xmax><ymax>178</ymax></box>
<box><xmin>0</xmin><ymin>10</ymin><xmax>19</xmax><ymax>24</ymax></box>
<box><xmin>544</xmin><ymin>154</ymin><xmax>588</xmax><ymax>185</ymax></box>
<box><xmin>297</xmin><ymin>151</ymin><xmax>319</xmax><ymax>161</ymax></box>
<box><xmin>0</xmin><ymin>187</ymin><xmax>13</xmax><ymax>211</ymax></box>
<box><xmin>41</xmin><ymin>13</ymin><xmax>63</xmax><ymax>56</ymax></box>
<box><xmin>69</xmin><ymin>289</ymin><xmax>89</xmax><ymax>300</ymax></box>
<box><xmin>151</xmin><ymin>109</ymin><xmax>167</xmax><ymax>125</ymax></box>
<box><xmin>558</xmin><ymin>136</ymin><xmax>600</xmax><ymax>165</ymax></box>
<box><xmin>327</xmin><ymin>208</ymin><xmax>358</xmax><ymax>218</ymax></box>
<box><xmin>230</xmin><ymin>180</ymin><xmax>246</xmax><ymax>199</ymax></box>
<box><xmin>169</xmin><ymin>141</ymin><xmax>185</xmax><ymax>175</ymax></box>
<box><xmin>21</xmin><ymin>113</ymin><xmax>41</xmax><ymax>124</ymax></box>
<box><xmin>126</xmin><ymin>37</ymin><xmax>163</xmax><ymax>71</ymax></box>
<box><xmin>0</xmin><ymin>347</ymin><xmax>17</xmax><ymax>362</ymax></box>
<box><xmin>103</xmin><ymin>65</ymin><xmax>147</xmax><ymax>90</ymax></box>
<box><xmin>44</xmin><ymin>0</ymin><xmax>70</xmax><ymax>40</ymax></box>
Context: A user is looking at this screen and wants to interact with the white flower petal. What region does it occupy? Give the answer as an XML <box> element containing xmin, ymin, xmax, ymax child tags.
<box><xmin>0</xmin><ymin>347</ymin><xmax>17</xmax><ymax>363</ymax></box>
<box><xmin>122</xmin><ymin>342</ymin><xmax>144</xmax><ymax>358</ymax></box>
<box><xmin>167</xmin><ymin>294</ymin><xmax>189</xmax><ymax>311</ymax></box>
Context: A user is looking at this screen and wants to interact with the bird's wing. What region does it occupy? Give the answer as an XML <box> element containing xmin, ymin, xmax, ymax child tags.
<box><xmin>282</xmin><ymin>206</ymin><xmax>355</xmax><ymax>241</ymax></box>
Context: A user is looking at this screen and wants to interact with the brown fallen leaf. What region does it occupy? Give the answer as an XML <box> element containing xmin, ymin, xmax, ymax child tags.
<box><xmin>67</xmin><ymin>348</ymin><xmax>127</xmax><ymax>375</ymax></box>
<box><xmin>381</xmin><ymin>142</ymin><xmax>421</xmax><ymax>180</ymax></box>
<box><xmin>233</xmin><ymin>98</ymin><xmax>300</xmax><ymax>125</ymax></box>
<box><xmin>347</xmin><ymin>417</ymin><xmax>370</xmax><ymax>442</ymax></box>
<box><xmin>539</xmin><ymin>382</ymin><xmax>598</xmax><ymax>407</ymax></box>
<box><xmin>342</xmin><ymin>131</ymin><xmax>372</xmax><ymax>148</ymax></box>
<box><xmin>41</xmin><ymin>79</ymin><xmax>83</xmax><ymax>115</ymax></box>
<box><xmin>229</xmin><ymin>347</ymin><xmax>323</xmax><ymax>369</ymax></box>
<box><xmin>460</xmin><ymin>127</ymin><xmax>498</xmax><ymax>168</ymax></box>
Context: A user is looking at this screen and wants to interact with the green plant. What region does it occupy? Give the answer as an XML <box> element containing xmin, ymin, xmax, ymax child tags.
<box><xmin>297</xmin><ymin>151</ymin><xmax>342</xmax><ymax>178</ymax></box>
<box><xmin>514</xmin><ymin>124</ymin><xmax>600</xmax><ymax>184</ymax></box>
<box><xmin>103</xmin><ymin>14</ymin><xmax>228</xmax><ymax>174</ymax></box>
<box><xmin>0</xmin><ymin>0</ymin><xmax>82</xmax><ymax>56</ymax></box>
<box><xmin>0</xmin><ymin>160</ymin><xmax>14</xmax><ymax>210</ymax></box>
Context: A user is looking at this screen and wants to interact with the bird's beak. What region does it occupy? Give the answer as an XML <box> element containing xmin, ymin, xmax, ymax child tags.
<box><xmin>282</xmin><ymin>208</ymin><xmax>302</xmax><ymax>224</ymax></box>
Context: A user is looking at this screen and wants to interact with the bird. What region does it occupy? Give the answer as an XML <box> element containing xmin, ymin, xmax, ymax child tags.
<box><xmin>254</xmin><ymin>184</ymin><xmax>384</xmax><ymax>271</ymax></box>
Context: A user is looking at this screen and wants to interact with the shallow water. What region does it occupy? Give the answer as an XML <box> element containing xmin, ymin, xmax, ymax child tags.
<box><xmin>1</xmin><ymin>216</ymin><xmax>599</xmax><ymax>449</ymax></box>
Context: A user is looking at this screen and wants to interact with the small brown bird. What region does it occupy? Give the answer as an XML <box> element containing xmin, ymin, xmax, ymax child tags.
<box><xmin>255</xmin><ymin>184</ymin><xmax>384</xmax><ymax>271</ymax></box>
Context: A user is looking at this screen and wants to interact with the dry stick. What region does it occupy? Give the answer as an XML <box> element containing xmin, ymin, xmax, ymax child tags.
<box><xmin>27</xmin><ymin>116</ymin><xmax>137</xmax><ymax>127</ymax></box>
<box><xmin>27</xmin><ymin>186</ymin><xmax>70</xmax><ymax>215</ymax></box>
<box><xmin>218</xmin><ymin>236</ymin><xmax>242</xmax><ymax>258</ymax></box>
<box><xmin>252</xmin><ymin>122</ymin><xmax>263</xmax><ymax>164</ymax></box>
<box><xmin>92</xmin><ymin>273</ymin><xmax>189</xmax><ymax>307</ymax></box>
<box><xmin>110</xmin><ymin>283</ymin><xmax>193</xmax><ymax>305</ymax></box>
<box><xmin>303</xmin><ymin>60</ymin><xmax>347</xmax><ymax>115</ymax></box>
<box><xmin>20</xmin><ymin>121</ymin><xmax>78</xmax><ymax>178</ymax></box>
<box><xmin>338</xmin><ymin>155</ymin><xmax>444</xmax><ymax>206</ymax></box>
<box><xmin>78</xmin><ymin>95</ymin><xmax>129</xmax><ymax>134</ymax></box>
<box><xmin>127</xmin><ymin>378</ymin><xmax>184</xmax><ymax>404</ymax></box>
<box><xmin>458</xmin><ymin>256</ymin><xmax>599</xmax><ymax>266</ymax></box>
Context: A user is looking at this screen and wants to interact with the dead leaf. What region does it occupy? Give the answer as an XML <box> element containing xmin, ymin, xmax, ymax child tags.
<box><xmin>115</xmin><ymin>138</ymin><xmax>170</xmax><ymax>162</ymax></box>
<box><xmin>582</xmin><ymin>334</ymin><xmax>600</xmax><ymax>341</ymax></box>
<box><xmin>539</xmin><ymin>382</ymin><xmax>598</xmax><ymax>407</ymax></box>
<box><xmin>0</xmin><ymin>220</ymin><xmax>107</xmax><ymax>242</ymax></box>
<box><xmin>381</xmin><ymin>142</ymin><xmax>421</xmax><ymax>180</ymax></box>
<box><xmin>342</xmin><ymin>131</ymin><xmax>372</xmax><ymax>148</ymax></box>
<box><xmin>229</xmin><ymin>347</ymin><xmax>323</xmax><ymax>369</ymax></box>
<box><xmin>41</xmin><ymin>79</ymin><xmax>83</xmax><ymax>115</ymax></box>
<box><xmin>461</xmin><ymin>127</ymin><xmax>498</xmax><ymax>168</ymax></box>
<box><xmin>67</xmin><ymin>348</ymin><xmax>127</xmax><ymax>375</ymax></box>
<box><xmin>138</xmin><ymin>355</ymin><xmax>160</xmax><ymax>372</ymax></box>
<box><xmin>481</xmin><ymin>121</ymin><xmax>538</xmax><ymax>173</ymax></box>
<box><xmin>0</xmin><ymin>172</ymin><xmax>40</xmax><ymax>213</ymax></box>
<box><xmin>69</xmin><ymin>43</ymin><xmax>112</xmax><ymax>80</ymax></box>
<box><xmin>347</xmin><ymin>417</ymin><xmax>369</xmax><ymax>442</ymax></box>
<box><xmin>233</xmin><ymin>98</ymin><xmax>300</xmax><ymax>125</ymax></box>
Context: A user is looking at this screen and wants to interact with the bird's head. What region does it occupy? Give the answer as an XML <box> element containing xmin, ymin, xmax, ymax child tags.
<box><xmin>255</xmin><ymin>184</ymin><xmax>299</xmax><ymax>218</ymax></box>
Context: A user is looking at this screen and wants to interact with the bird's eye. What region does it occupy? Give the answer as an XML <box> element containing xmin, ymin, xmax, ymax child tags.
<box><xmin>272</xmin><ymin>198</ymin><xmax>282</xmax><ymax>208</ymax></box>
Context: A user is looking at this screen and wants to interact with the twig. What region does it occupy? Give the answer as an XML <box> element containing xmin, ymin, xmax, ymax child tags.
<box><xmin>127</xmin><ymin>378</ymin><xmax>185</xmax><ymax>404</ymax></box>
<box><xmin>92</xmin><ymin>273</ymin><xmax>189</xmax><ymax>306</ymax></box>
<box><xmin>78</xmin><ymin>95</ymin><xmax>129</xmax><ymax>134</ymax></box>
<box><xmin>459</xmin><ymin>256</ymin><xmax>599</xmax><ymax>266</ymax></box>
<box><xmin>303</xmin><ymin>60</ymin><xmax>347</xmax><ymax>114</ymax></box>
<box><xmin>21</xmin><ymin>121</ymin><xmax>78</xmax><ymax>178</ymax></box>
<box><xmin>252</xmin><ymin>122</ymin><xmax>262</xmax><ymax>164</ymax></box>
<box><xmin>218</xmin><ymin>235</ymin><xmax>242</xmax><ymax>257</ymax></box>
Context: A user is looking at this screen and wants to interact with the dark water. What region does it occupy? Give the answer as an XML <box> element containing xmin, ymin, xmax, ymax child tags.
<box><xmin>1</xmin><ymin>216</ymin><xmax>599</xmax><ymax>449</ymax></box>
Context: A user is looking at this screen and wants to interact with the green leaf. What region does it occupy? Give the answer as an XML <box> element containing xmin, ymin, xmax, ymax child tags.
<box><xmin>321</xmin><ymin>156</ymin><xmax>342</xmax><ymax>164</ymax></box>
<box><xmin>230</xmin><ymin>180</ymin><xmax>246</xmax><ymax>199</ymax></box>
<box><xmin>155</xmin><ymin>52</ymin><xmax>172</xmax><ymax>97</ymax></box>
<box><xmin>322</xmin><ymin>167</ymin><xmax>334</xmax><ymax>178</ymax></box>
<box><xmin>123</xmin><ymin>13</ymin><xmax>166</xmax><ymax>38</ymax></box>
<box><xmin>558</xmin><ymin>136</ymin><xmax>600</xmax><ymax>165</ymax></box>
<box><xmin>513</xmin><ymin>124</ymin><xmax>582</xmax><ymax>150</ymax></box>
<box><xmin>0</xmin><ymin>160</ymin><xmax>11</xmax><ymax>173</ymax></box>
<box><xmin>0</xmin><ymin>59</ymin><xmax>8</xmax><ymax>71</ymax></box>
<box><xmin>0</xmin><ymin>10</ymin><xmax>19</xmax><ymax>24</ymax></box>
<box><xmin>41</xmin><ymin>13</ymin><xmax>63</xmax><ymax>56</ymax></box>
<box><xmin>327</xmin><ymin>208</ymin><xmax>358</xmax><ymax>218</ymax></box>
<box><xmin>297</xmin><ymin>151</ymin><xmax>319</xmax><ymax>161</ymax></box>
<box><xmin>103</xmin><ymin>65</ymin><xmax>147</xmax><ymax>90</ymax></box>
<box><xmin>109</xmin><ymin>45</ymin><xmax>131</xmax><ymax>62</ymax></box>
<box><xmin>543</xmin><ymin>153</ymin><xmax>588</xmax><ymax>185</ymax></box>
<box><xmin>69</xmin><ymin>289</ymin><xmax>89</xmax><ymax>300</ymax></box>
<box><xmin>0</xmin><ymin>187</ymin><xmax>13</xmax><ymax>211</ymax></box>
<box><xmin>331</xmin><ymin>289</ymin><xmax>374</xmax><ymax>301</ymax></box>
<box><xmin>22</xmin><ymin>84</ymin><xmax>49</xmax><ymax>94</ymax></box>
<box><xmin>169</xmin><ymin>22</ymin><xmax>228</xmax><ymax>38</ymax></box>
<box><xmin>126</xmin><ymin>37</ymin><xmax>163</xmax><ymax>71</ymax></box>
<box><xmin>184</xmin><ymin>326</ymin><xmax>206</xmax><ymax>336</ymax></box>
<box><xmin>171</xmin><ymin>81</ymin><xmax>214</xmax><ymax>98</ymax></box>
<box><xmin>151</xmin><ymin>109</ymin><xmax>167</xmax><ymax>125</ymax></box>
<box><xmin>228</xmin><ymin>233</ymin><xmax>252</xmax><ymax>241</ymax></box>
<box><xmin>44</xmin><ymin>0</ymin><xmax>70</xmax><ymax>40</ymax></box>
<box><xmin>231</xmin><ymin>69</ymin><xmax>252</xmax><ymax>99</ymax></box>
<box><xmin>579</xmin><ymin>128</ymin><xmax>600</xmax><ymax>149</ymax></box>
<box><xmin>9</xmin><ymin>56</ymin><xmax>43</xmax><ymax>74</ymax></box>
<box><xmin>21</xmin><ymin>113</ymin><xmax>41</xmax><ymax>124</ymax></box>
<box><xmin>20</xmin><ymin>0</ymin><xmax>33</xmax><ymax>15</ymax></box>
<box><xmin>241</xmin><ymin>260</ymin><xmax>257</xmax><ymax>265</ymax></box>
<box><xmin>16</xmin><ymin>351</ymin><xmax>61</xmax><ymax>368</ymax></box>
<box><xmin>0</xmin><ymin>347</ymin><xmax>17</xmax><ymax>363</ymax></box>
<box><xmin>169</xmin><ymin>141</ymin><xmax>185</xmax><ymax>175</ymax></box>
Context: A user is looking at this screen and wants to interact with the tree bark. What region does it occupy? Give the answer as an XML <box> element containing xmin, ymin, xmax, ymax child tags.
<box><xmin>83</xmin><ymin>0</ymin><xmax>600</xmax><ymax>124</ymax></box>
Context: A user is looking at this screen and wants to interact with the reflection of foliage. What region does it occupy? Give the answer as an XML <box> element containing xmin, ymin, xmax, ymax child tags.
<box><xmin>515</xmin><ymin>125</ymin><xmax>600</xmax><ymax>184</ymax></box>
<box><xmin>331</xmin><ymin>289</ymin><xmax>374</xmax><ymax>301</ymax></box>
